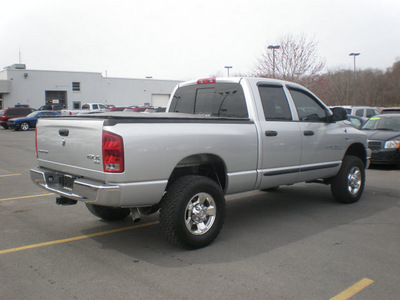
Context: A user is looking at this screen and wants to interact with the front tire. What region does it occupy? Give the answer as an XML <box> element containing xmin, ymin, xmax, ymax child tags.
<box><xmin>20</xmin><ymin>122</ymin><xmax>30</xmax><ymax>131</ymax></box>
<box><xmin>160</xmin><ymin>175</ymin><xmax>226</xmax><ymax>249</ymax></box>
<box><xmin>331</xmin><ymin>155</ymin><xmax>365</xmax><ymax>204</ymax></box>
<box><xmin>86</xmin><ymin>204</ymin><xmax>130</xmax><ymax>221</ymax></box>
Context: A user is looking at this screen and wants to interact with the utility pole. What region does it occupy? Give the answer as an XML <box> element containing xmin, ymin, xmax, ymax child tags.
<box><xmin>349</xmin><ymin>52</ymin><xmax>360</xmax><ymax>105</ymax></box>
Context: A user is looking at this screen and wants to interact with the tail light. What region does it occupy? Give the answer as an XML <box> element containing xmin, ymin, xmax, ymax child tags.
<box><xmin>102</xmin><ymin>131</ymin><xmax>124</xmax><ymax>173</ymax></box>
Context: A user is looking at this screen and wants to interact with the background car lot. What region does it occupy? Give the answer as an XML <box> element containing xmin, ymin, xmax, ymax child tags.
<box><xmin>0</xmin><ymin>129</ymin><xmax>399</xmax><ymax>299</ymax></box>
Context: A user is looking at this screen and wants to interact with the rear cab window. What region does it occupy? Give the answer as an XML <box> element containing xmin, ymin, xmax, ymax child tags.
<box><xmin>169</xmin><ymin>82</ymin><xmax>248</xmax><ymax>118</ymax></box>
<box><xmin>258</xmin><ymin>85</ymin><xmax>292</xmax><ymax>121</ymax></box>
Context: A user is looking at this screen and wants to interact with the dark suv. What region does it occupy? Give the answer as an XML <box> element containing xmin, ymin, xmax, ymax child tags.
<box><xmin>38</xmin><ymin>104</ymin><xmax>64</xmax><ymax>111</ymax></box>
<box><xmin>0</xmin><ymin>107</ymin><xmax>36</xmax><ymax>129</ymax></box>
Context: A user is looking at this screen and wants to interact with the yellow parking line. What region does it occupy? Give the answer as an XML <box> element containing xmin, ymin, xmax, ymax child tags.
<box><xmin>0</xmin><ymin>221</ymin><xmax>159</xmax><ymax>255</ymax></box>
<box><xmin>330</xmin><ymin>278</ymin><xmax>374</xmax><ymax>300</ymax></box>
<box><xmin>0</xmin><ymin>173</ymin><xmax>21</xmax><ymax>178</ymax></box>
<box><xmin>0</xmin><ymin>193</ymin><xmax>54</xmax><ymax>202</ymax></box>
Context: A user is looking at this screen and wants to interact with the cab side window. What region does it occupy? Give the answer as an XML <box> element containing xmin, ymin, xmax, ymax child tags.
<box><xmin>289</xmin><ymin>88</ymin><xmax>328</xmax><ymax>122</ymax></box>
<box><xmin>355</xmin><ymin>109</ymin><xmax>364</xmax><ymax>117</ymax></box>
<box><xmin>366</xmin><ymin>109</ymin><xmax>378</xmax><ymax>118</ymax></box>
<box><xmin>258</xmin><ymin>85</ymin><xmax>292</xmax><ymax>121</ymax></box>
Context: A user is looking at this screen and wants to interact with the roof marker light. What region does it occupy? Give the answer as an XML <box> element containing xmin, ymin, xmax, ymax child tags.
<box><xmin>197</xmin><ymin>78</ymin><xmax>216</xmax><ymax>85</ymax></box>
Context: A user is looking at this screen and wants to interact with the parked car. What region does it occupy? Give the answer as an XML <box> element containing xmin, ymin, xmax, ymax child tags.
<box><xmin>8</xmin><ymin>110</ymin><xmax>60</xmax><ymax>131</ymax></box>
<box><xmin>123</xmin><ymin>106</ymin><xmax>153</xmax><ymax>112</ymax></box>
<box><xmin>0</xmin><ymin>107</ymin><xmax>36</xmax><ymax>129</ymax></box>
<box><xmin>341</xmin><ymin>106</ymin><xmax>380</xmax><ymax>118</ymax></box>
<box><xmin>38</xmin><ymin>104</ymin><xmax>64</xmax><ymax>111</ymax></box>
<box><xmin>60</xmin><ymin>103</ymin><xmax>108</xmax><ymax>116</ymax></box>
<box><xmin>109</xmin><ymin>107</ymin><xmax>128</xmax><ymax>112</ymax></box>
<box><xmin>347</xmin><ymin>115</ymin><xmax>368</xmax><ymax>129</ymax></box>
<box><xmin>362</xmin><ymin>114</ymin><xmax>400</xmax><ymax>167</ymax></box>
<box><xmin>143</xmin><ymin>107</ymin><xmax>167</xmax><ymax>113</ymax></box>
<box><xmin>380</xmin><ymin>107</ymin><xmax>400</xmax><ymax>114</ymax></box>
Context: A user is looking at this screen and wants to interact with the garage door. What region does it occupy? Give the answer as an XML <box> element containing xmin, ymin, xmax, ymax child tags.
<box><xmin>151</xmin><ymin>94</ymin><xmax>170</xmax><ymax>107</ymax></box>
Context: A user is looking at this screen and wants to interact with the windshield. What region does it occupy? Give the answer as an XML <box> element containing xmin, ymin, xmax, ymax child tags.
<box><xmin>362</xmin><ymin>115</ymin><xmax>400</xmax><ymax>131</ymax></box>
<box><xmin>26</xmin><ymin>111</ymin><xmax>41</xmax><ymax>118</ymax></box>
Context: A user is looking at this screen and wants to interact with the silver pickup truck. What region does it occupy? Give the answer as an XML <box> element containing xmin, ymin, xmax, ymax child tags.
<box><xmin>31</xmin><ymin>77</ymin><xmax>370</xmax><ymax>248</ymax></box>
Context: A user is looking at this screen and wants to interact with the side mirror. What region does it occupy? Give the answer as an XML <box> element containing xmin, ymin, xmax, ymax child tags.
<box><xmin>330</xmin><ymin>107</ymin><xmax>347</xmax><ymax>122</ymax></box>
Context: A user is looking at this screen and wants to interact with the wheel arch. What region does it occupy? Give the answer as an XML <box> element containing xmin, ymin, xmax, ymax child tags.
<box><xmin>344</xmin><ymin>143</ymin><xmax>368</xmax><ymax>167</ymax></box>
<box><xmin>167</xmin><ymin>154</ymin><xmax>227</xmax><ymax>193</ymax></box>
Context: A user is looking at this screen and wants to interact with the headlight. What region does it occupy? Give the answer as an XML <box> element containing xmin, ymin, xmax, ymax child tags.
<box><xmin>384</xmin><ymin>140</ymin><xmax>400</xmax><ymax>149</ymax></box>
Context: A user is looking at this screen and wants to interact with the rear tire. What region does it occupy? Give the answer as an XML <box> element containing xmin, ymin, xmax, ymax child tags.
<box><xmin>160</xmin><ymin>175</ymin><xmax>226</xmax><ymax>249</ymax></box>
<box><xmin>331</xmin><ymin>155</ymin><xmax>365</xmax><ymax>204</ymax></box>
<box><xmin>86</xmin><ymin>204</ymin><xmax>130</xmax><ymax>221</ymax></box>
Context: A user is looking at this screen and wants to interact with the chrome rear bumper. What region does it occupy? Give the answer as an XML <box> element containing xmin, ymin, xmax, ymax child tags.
<box><xmin>30</xmin><ymin>168</ymin><xmax>121</xmax><ymax>206</ymax></box>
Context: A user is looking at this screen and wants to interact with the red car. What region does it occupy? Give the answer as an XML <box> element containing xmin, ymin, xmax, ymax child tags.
<box><xmin>123</xmin><ymin>106</ymin><xmax>153</xmax><ymax>112</ymax></box>
<box><xmin>109</xmin><ymin>107</ymin><xmax>128</xmax><ymax>112</ymax></box>
<box><xmin>380</xmin><ymin>107</ymin><xmax>400</xmax><ymax>114</ymax></box>
<box><xmin>1</xmin><ymin>107</ymin><xmax>36</xmax><ymax>129</ymax></box>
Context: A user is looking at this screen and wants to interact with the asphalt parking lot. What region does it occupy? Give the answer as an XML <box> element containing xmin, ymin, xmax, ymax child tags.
<box><xmin>1</xmin><ymin>128</ymin><xmax>399</xmax><ymax>300</ymax></box>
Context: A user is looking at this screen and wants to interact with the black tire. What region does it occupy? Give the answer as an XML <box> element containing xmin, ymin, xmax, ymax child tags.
<box><xmin>159</xmin><ymin>175</ymin><xmax>226</xmax><ymax>249</ymax></box>
<box><xmin>331</xmin><ymin>155</ymin><xmax>365</xmax><ymax>204</ymax></box>
<box><xmin>86</xmin><ymin>204</ymin><xmax>130</xmax><ymax>221</ymax></box>
<box><xmin>20</xmin><ymin>122</ymin><xmax>30</xmax><ymax>131</ymax></box>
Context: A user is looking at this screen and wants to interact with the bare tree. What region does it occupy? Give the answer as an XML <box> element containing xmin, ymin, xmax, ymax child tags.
<box><xmin>384</xmin><ymin>61</ymin><xmax>400</xmax><ymax>106</ymax></box>
<box><xmin>255</xmin><ymin>34</ymin><xmax>325</xmax><ymax>82</ymax></box>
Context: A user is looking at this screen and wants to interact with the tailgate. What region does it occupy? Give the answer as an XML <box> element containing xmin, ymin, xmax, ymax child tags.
<box><xmin>36</xmin><ymin>117</ymin><xmax>105</xmax><ymax>180</ymax></box>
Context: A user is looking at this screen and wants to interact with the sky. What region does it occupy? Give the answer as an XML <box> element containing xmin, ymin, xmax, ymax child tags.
<box><xmin>1</xmin><ymin>0</ymin><xmax>400</xmax><ymax>81</ymax></box>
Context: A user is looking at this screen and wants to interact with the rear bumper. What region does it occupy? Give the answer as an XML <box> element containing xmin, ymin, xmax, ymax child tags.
<box><xmin>30</xmin><ymin>167</ymin><xmax>168</xmax><ymax>207</ymax></box>
<box><xmin>30</xmin><ymin>167</ymin><xmax>121</xmax><ymax>206</ymax></box>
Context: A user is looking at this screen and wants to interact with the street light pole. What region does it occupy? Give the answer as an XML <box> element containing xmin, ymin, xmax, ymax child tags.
<box><xmin>349</xmin><ymin>52</ymin><xmax>360</xmax><ymax>105</ymax></box>
<box><xmin>268</xmin><ymin>45</ymin><xmax>280</xmax><ymax>78</ymax></box>
<box><xmin>224</xmin><ymin>66</ymin><xmax>232</xmax><ymax>77</ymax></box>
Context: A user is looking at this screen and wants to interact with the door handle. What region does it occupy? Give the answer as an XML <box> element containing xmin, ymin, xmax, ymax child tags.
<box><xmin>303</xmin><ymin>130</ymin><xmax>314</xmax><ymax>136</ymax></box>
<box><xmin>265</xmin><ymin>131</ymin><xmax>278</xmax><ymax>137</ymax></box>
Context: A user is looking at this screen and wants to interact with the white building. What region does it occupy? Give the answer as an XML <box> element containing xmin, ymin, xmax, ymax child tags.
<box><xmin>0</xmin><ymin>64</ymin><xmax>182</xmax><ymax>110</ymax></box>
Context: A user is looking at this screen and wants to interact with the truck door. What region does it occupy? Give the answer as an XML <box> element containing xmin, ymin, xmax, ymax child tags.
<box><xmin>287</xmin><ymin>87</ymin><xmax>345</xmax><ymax>181</ymax></box>
<box><xmin>257</xmin><ymin>84</ymin><xmax>302</xmax><ymax>189</ymax></box>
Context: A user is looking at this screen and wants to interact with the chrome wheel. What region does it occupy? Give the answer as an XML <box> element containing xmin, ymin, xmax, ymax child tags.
<box><xmin>20</xmin><ymin>122</ymin><xmax>30</xmax><ymax>131</ymax></box>
<box><xmin>347</xmin><ymin>166</ymin><xmax>362</xmax><ymax>195</ymax></box>
<box><xmin>160</xmin><ymin>175</ymin><xmax>225</xmax><ymax>248</ymax></box>
<box><xmin>185</xmin><ymin>192</ymin><xmax>216</xmax><ymax>235</ymax></box>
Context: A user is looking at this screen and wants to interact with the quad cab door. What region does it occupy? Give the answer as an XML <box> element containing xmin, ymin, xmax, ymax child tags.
<box><xmin>286</xmin><ymin>86</ymin><xmax>346</xmax><ymax>181</ymax></box>
<box><xmin>257</xmin><ymin>84</ymin><xmax>302</xmax><ymax>189</ymax></box>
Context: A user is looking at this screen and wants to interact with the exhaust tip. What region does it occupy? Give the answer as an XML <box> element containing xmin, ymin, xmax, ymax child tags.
<box><xmin>130</xmin><ymin>208</ymin><xmax>142</xmax><ymax>223</ymax></box>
